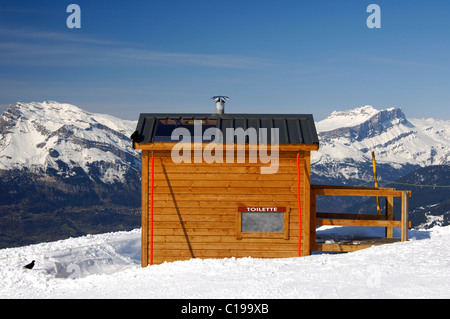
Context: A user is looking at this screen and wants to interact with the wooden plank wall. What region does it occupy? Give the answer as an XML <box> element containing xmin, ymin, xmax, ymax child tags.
<box><xmin>142</xmin><ymin>149</ymin><xmax>310</xmax><ymax>265</ymax></box>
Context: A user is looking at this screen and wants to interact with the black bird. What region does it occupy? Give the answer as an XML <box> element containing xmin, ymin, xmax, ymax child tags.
<box><xmin>23</xmin><ymin>260</ymin><xmax>35</xmax><ymax>270</ymax></box>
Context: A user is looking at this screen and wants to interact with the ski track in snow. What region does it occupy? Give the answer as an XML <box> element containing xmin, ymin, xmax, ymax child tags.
<box><xmin>1</xmin><ymin>226</ymin><xmax>449</xmax><ymax>299</ymax></box>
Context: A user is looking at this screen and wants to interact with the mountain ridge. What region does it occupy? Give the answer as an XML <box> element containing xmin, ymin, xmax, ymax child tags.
<box><xmin>311</xmin><ymin>105</ymin><xmax>450</xmax><ymax>224</ymax></box>
<box><xmin>0</xmin><ymin>101</ymin><xmax>142</xmax><ymax>248</ymax></box>
<box><xmin>1</xmin><ymin>101</ymin><xmax>449</xmax><ymax>247</ymax></box>
<box><xmin>0</xmin><ymin>101</ymin><xmax>140</xmax><ymax>182</ymax></box>
<box><xmin>312</xmin><ymin>105</ymin><xmax>450</xmax><ymax>183</ymax></box>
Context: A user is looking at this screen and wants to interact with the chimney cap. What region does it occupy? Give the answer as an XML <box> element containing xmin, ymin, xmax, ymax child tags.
<box><xmin>211</xmin><ymin>96</ymin><xmax>228</xmax><ymax>115</ymax></box>
<box><xmin>211</xmin><ymin>96</ymin><xmax>229</xmax><ymax>101</ymax></box>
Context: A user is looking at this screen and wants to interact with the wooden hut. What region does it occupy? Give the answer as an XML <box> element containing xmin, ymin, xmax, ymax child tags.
<box><xmin>131</xmin><ymin>112</ymin><xmax>319</xmax><ymax>266</ymax></box>
<box><xmin>131</xmin><ymin>109</ymin><xmax>411</xmax><ymax>267</ymax></box>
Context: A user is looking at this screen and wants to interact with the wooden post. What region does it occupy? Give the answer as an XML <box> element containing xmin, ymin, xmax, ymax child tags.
<box><xmin>385</xmin><ymin>196</ymin><xmax>394</xmax><ymax>238</ymax></box>
<box><xmin>372</xmin><ymin>151</ymin><xmax>381</xmax><ymax>215</ymax></box>
<box><xmin>401</xmin><ymin>191</ymin><xmax>409</xmax><ymax>242</ymax></box>
<box><xmin>141</xmin><ymin>150</ymin><xmax>149</xmax><ymax>267</ymax></box>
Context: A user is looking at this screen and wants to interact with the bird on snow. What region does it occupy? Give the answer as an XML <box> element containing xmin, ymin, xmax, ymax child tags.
<box><xmin>23</xmin><ymin>260</ymin><xmax>35</xmax><ymax>270</ymax></box>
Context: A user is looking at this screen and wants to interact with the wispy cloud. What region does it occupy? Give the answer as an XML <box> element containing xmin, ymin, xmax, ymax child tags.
<box><xmin>0</xmin><ymin>28</ymin><xmax>274</xmax><ymax>69</ymax></box>
<box><xmin>360</xmin><ymin>53</ymin><xmax>440</xmax><ymax>69</ymax></box>
<box><xmin>108</xmin><ymin>48</ymin><xmax>273</xmax><ymax>69</ymax></box>
<box><xmin>0</xmin><ymin>27</ymin><xmax>124</xmax><ymax>46</ymax></box>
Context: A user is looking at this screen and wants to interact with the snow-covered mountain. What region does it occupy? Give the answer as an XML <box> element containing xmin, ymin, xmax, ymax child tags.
<box><xmin>0</xmin><ymin>101</ymin><xmax>142</xmax><ymax>248</ymax></box>
<box><xmin>4</xmin><ymin>101</ymin><xmax>447</xmax><ymax>189</ymax></box>
<box><xmin>1</xmin><ymin>101</ymin><xmax>449</xmax><ymax>247</ymax></box>
<box><xmin>311</xmin><ymin>105</ymin><xmax>450</xmax><ymax>184</ymax></box>
<box><xmin>0</xmin><ymin>101</ymin><xmax>140</xmax><ymax>183</ymax></box>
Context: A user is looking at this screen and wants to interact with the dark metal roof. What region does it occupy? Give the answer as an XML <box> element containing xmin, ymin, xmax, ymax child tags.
<box><xmin>131</xmin><ymin>113</ymin><xmax>319</xmax><ymax>146</ymax></box>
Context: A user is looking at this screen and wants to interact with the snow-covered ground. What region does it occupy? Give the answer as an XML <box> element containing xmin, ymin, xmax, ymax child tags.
<box><xmin>1</xmin><ymin>226</ymin><xmax>449</xmax><ymax>299</ymax></box>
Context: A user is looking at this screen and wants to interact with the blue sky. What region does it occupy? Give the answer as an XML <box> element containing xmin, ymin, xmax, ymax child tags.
<box><xmin>1</xmin><ymin>0</ymin><xmax>449</xmax><ymax>121</ymax></box>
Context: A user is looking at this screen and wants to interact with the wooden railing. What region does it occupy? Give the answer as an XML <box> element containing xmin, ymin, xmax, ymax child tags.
<box><xmin>310</xmin><ymin>185</ymin><xmax>411</xmax><ymax>253</ymax></box>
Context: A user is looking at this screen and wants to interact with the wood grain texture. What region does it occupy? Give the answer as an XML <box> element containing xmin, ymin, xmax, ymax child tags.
<box><xmin>141</xmin><ymin>151</ymin><xmax>311</xmax><ymax>264</ymax></box>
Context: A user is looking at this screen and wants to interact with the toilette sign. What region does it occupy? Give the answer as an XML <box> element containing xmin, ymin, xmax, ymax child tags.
<box><xmin>238</xmin><ymin>206</ymin><xmax>286</xmax><ymax>213</ymax></box>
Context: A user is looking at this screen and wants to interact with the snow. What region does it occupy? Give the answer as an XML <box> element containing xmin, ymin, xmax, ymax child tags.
<box><xmin>409</xmin><ymin>117</ymin><xmax>450</xmax><ymax>148</ymax></box>
<box><xmin>312</xmin><ymin>105</ymin><xmax>450</xmax><ymax>175</ymax></box>
<box><xmin>3</xmin><ymin>101</ymin><xmax>450</xmax><ymax>184</ymax></box>
<box><xmin>2</xmin><ymin>102</ymin><xmax>450</xmax><ymax>299</ymax></box>
<box><xmin>1</xmin><ymin>226</ymin><xmax>449</xmax><ymax>299</ymax></box>
<box><xmin>0</xmin><ymin>101</ymin><xmax>139</xmax><ymax>184</ymax></box>
<box><xmin>316</xmin><ymin>105</ymin><xmax>381</xmax><ymax>132</ymax></box>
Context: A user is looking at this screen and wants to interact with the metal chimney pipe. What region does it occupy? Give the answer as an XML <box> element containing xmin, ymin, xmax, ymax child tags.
<box><xmin>211</xmin><ymin>96</ymin><xmax>229</xmax><ymax>115</ymax></box>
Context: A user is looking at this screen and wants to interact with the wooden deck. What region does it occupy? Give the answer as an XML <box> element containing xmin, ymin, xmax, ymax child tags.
<box><xmin>310</xmin><ymin>184</ymin><xmax>411</xmax><ymax>254</ymax></box>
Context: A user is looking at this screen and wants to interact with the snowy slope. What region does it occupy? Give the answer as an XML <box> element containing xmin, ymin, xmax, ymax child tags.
<box><xmin>1</xmin><ymin>226</ymin><xmax>449</xmax><ymax>299</ymax></box>
<box><xmin>0</xmin><ymin>101</ymin><xmax>139</xmax><ymax>184</ymax></box>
